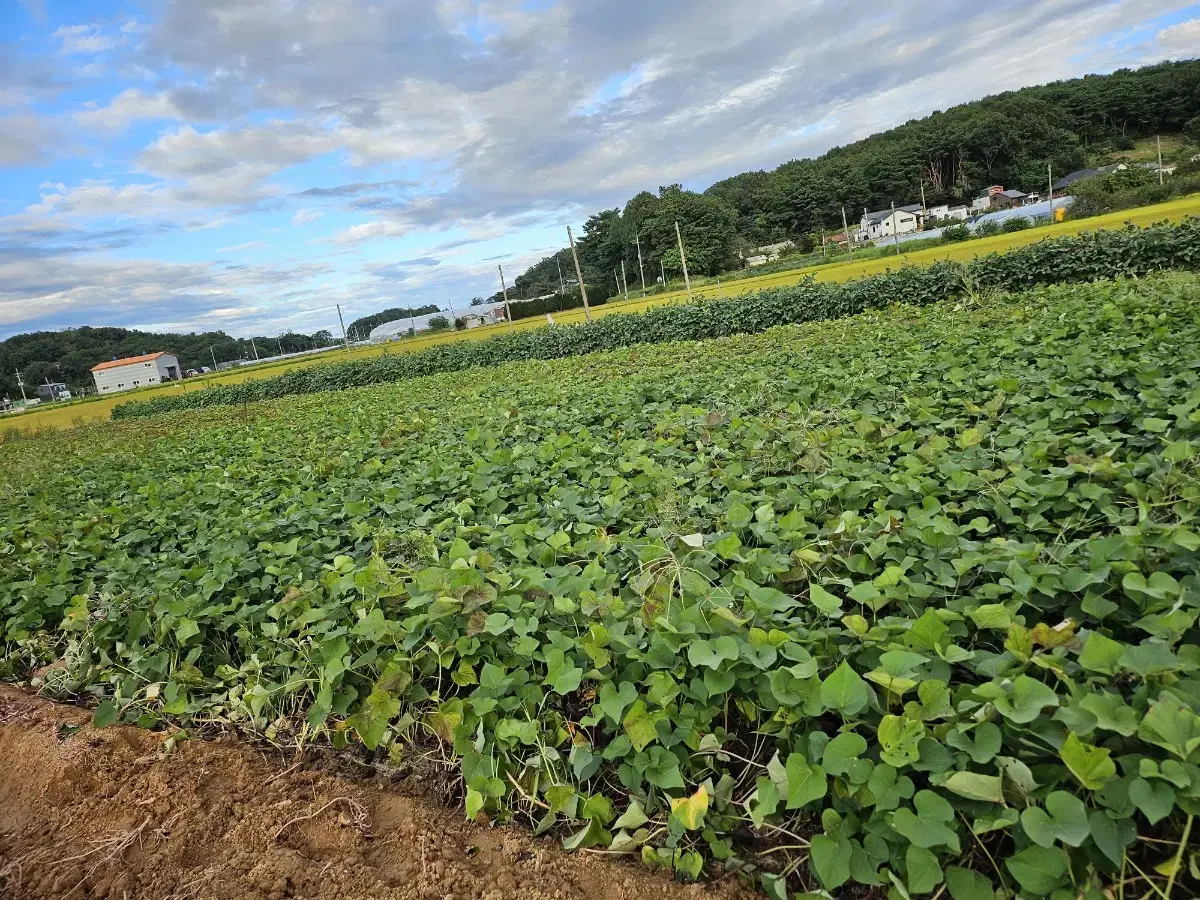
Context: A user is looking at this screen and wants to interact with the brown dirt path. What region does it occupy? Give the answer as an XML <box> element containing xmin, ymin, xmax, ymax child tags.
<box><xmin>0</xmin><ymin>687</ymin><xmax>756</xmax><ymax>900</ymax></box>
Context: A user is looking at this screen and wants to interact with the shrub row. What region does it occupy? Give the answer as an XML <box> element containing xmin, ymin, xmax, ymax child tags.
<box><xmin>113</xmin><ymin>218</ymin><xmax>1200</xmax><ymax>420</ymax></box>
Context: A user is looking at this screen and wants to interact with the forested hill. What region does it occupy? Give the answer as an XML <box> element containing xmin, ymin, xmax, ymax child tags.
<box><xmin>495</xmin><ymin>59</ymin><xmax>1200</xmax><ymax>300</ymax></box>
<box><xmin>707</xmin><ymin>59</ymin><xmax>1200</xmax><ymax>244</ymax></box>
<box><xmin>0</xmin><ymin>326</ymin><xmax>334</xmax><ymax>400</ymax></box>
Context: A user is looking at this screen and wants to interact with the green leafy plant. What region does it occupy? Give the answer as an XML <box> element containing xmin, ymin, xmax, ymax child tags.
<box><xmin>5</xmin><ymin>274</ymin><xmax>1200</xmax><ymax>897</ymax></box>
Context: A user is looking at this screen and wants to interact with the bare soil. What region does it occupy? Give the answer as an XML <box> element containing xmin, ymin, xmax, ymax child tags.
<box><xmin>0</xmin><ymin>686</ymin><xmax>756</xmax><ymax>900</ymax></box>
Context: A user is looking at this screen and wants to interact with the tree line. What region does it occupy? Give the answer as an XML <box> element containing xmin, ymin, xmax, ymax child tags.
<box><xmin>0</xmin><ymin>326</ymin><xmax>337</xmax><ymax>401</ymax></box>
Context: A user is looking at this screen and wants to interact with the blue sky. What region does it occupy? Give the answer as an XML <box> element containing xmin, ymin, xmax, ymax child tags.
<box><xmin>1</xmin><ymin>0</ymin><xmax>1197</xmax><ymax>340</ymax></box>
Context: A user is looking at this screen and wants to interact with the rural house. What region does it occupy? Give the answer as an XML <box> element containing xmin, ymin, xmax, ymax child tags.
<box><xmin>36</xmin><ymin>382</ymin><xmax>71</xmax><ymax>402</ymax></box>
<box><xmin>858</xmin><ymin>204</ymin><xmax>923</xmax><ymax>242</ymax></box>
<box><xmin>989</xmin><ymin>189</ymin><xmax>1028</xmax><ymax>210</ymax></box>
<box><xmin>91</xmin><ymin>352</ymin><xmax>182</xmax><ymax>395</ymax></box>
<box><xmin>926</xmin><ymin>204</ymin><xmax>969</xmax><ymax>222</ymax></box>
<box><xmin>1052</xmin><ymin>163</ymin><xmax>1125</xmax><ymax>193</ymax></box>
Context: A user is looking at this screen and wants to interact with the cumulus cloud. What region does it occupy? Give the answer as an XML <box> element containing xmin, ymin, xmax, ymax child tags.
<box><xmin>1157</xmin><ymin>18</ymin><xmax>1200</xmax><ymax>53</ymax></box>
<box><xmin>291</xmin><ymin>208</ymin><xmax>324</xmax><ymax>225</ymax></box>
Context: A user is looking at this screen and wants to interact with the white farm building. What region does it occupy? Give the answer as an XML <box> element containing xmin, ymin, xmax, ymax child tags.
<box><xmin>369</xmin><ymin>309</ymin><xmax>501</xmax><ymax>343</ymax></box>
<box><xmin>91</xmin><ymin>352</ymin><xmax>183</xmax><ymax>395</ymax></box>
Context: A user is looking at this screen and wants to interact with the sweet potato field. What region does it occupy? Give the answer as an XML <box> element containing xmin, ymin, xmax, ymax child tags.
<box><xmin>3</xmin><ymin>275</ymin><xmax>1200</xmax><ymax>898</ymax></box>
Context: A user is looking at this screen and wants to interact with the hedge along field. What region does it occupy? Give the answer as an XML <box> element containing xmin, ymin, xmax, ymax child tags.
<box><xmin>114</xmin><ymin>218</ymin><xmax>1200</xmax><ymax>421</ymax></box>
<box><xmin>5</xmin><ymin>275</ymin><xmax>1200</xmax><ymax>898</ymax></box>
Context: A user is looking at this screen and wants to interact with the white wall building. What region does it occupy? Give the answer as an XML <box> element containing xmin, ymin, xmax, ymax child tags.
<box><xmin>91</xmin><ymin>352</ymin><xmax>182</xmax><ymax>395</ymax></box>
<box><xmin>369</xmin><ymin>308</ymin><xmax>501</xmax><ymax>342</ymax></box>
<box><xmin>858</xmin><ymin>204</ymin><xmax>923</xmax><ymax>242</ymax></box>
<box><xmin>926</xmin><ymin>204</ymin><xmax>969</xmax><ymax>222</ymax></box>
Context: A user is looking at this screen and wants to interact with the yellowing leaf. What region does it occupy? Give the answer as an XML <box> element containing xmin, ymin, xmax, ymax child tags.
<box><xmin>670</xmin><ymin>785</ymin><xmax>709</xmax><ymax>830</ymax></box>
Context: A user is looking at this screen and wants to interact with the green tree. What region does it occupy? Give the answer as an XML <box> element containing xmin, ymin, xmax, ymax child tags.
<box><xmin>576</xmin><ymin>209</ymin><xmax>625</xmax><ymax>282</ymax></box>
<box><xmin>640</xmin><ymin>185</ymin><xmax>738</xmax><ymax>277</ymax></box>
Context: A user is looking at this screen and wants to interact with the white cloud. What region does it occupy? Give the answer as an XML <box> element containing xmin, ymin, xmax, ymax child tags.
<box><xmin>292</xmin><ymin>208</ymin><xmax>324</xmax><ymax>225</ymax></box>
<box><xmin>76</xmin><ymin>89</ymin><xmax>184</xmax><ymax>133</ymax></box>
<box><xmin>217</xmin><ymin>241</ymin><xmax>267</xmax><ymax>253</ymax></box>
<box><xmin>53</xmin><ymin>24</ymin><xmax>118</xmax><ymax>55</ymax></box>
<box><xmin>138</xmin><ymin>122</ymin><xmax>336</xmax><ymax>178</ymax></box>
<box><xmin>330</xmin><ymin>220</ymin><xmax>407</xmax><ymax>244</ymax></box>
<box><xmin>1157</xmin><ymin>18</ymin><xmax>1200</xmax><ymax>53</ymax></box>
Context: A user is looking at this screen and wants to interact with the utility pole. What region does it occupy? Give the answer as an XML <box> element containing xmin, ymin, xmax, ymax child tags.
<box><xmin>614</xmin><ymin>269</ymin><xmax>621</xmax><ymax>296</ymax></box>
<box><xmin>447</xmin><ymin>298</ymin><xmax>460</xmax><ymax>327</ymax></box>
<box><xmin>278</xmin><ymin>339</ymin><xmax>284</xmax><ymax>357</ymax></box>
<box><xmin>891</xmin><ymin>202</ymin><xmax>901</xmax><ymax>256</ymax></box>
<box><xmin>821</xmin><ymin>230</ymin><xmax>827</xmax><ymax>259</ymax></box>
<box><xmin>565</xmin><ymin>226</ymin><xmax>592</xmax><ymax>322</ymax></box>
<box><xmin>210</xmin><ymin>347</ymin><xmax>219</xmax><ymax>372</ymax></box>
<box><xmin>1157</xmin><ymin>135</ymin><xmax>1164</xmax><ymax>185</ymax></box>
<box><xmin>660</xmin><ymin>258</ymin><xmax>666</xmax><ymax>287</ymax></box>
<box><xmin>556</xmin><ymin>255</ymin><xmax>566</xmax><ymax>295</ymax></box>
<box><xmin>14</xmin><ymin>370</ymin><xmax>27</xmax><ymax>407</ymax></box>
<box><xmin>674</xmin><ymin>220</ymin><xmax>692</xmax><ymax>301</ymax></box>
<box><xmin>634</xmin><ymin>233</ymin><xmax>647</xmax><ymax>295</ymax></box>
<box><xmin>251</xmin><ymin>337</ymin><xmax>260</xmax><ymax>361</ymax></box>
<box><xmin>842</xmin><ymin>207</ymin><xmax>854</xmax><ymax>258</ymax></box>
<box><xmin>497</xmin><ymin>264</ymin><xmax>516</xmax><ymax>330</ymax></box>
<box><xmin>919</xmin><ymin>181</ymin><xmax>927</xmax><ymax>217</ymax></box>
<box><xmin>620</xmin><ymin>260</ymin><xmax>630</xmax><ymax>301</ymax></box>
<box><xmin>409</xmin><ymin>311</ymin><xmax>416</xmax><ymax>336</ymax></box>
<box><xmin>336</xmin><ymin>303</ymin><xmax>349</xmax><ymax>350</ymax></box>
<box><xmin>1048</xmin><ymin>162</ymin><xmax>1054</xmax><ymax>223</ymax></box>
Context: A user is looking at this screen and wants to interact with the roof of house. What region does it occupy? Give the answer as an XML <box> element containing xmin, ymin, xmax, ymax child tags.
<box><xmin>90</xmin><ymin>351</ymin><xmax>171</xmax><ymax>373</ymax></box>
<box><xmin>863</xmin><ymin>204</ymin><xmax>922</xmax><ymax>224</ymax></box>
<box><xmin>997</xmin><ymin>189</ymin><xmax>1027</xmax><ymax>198</ymax></box>
<box><xmin>1051</xmin><ymin>163</ymin><xmax>1124</xmax><ymax>191</ymax></box>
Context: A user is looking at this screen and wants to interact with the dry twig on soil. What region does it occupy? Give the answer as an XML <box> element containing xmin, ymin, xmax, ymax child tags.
<box><xmin>271</xmin><ymin>797</ymin><xmax>370</xmax><ymax>843</ymax></box>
